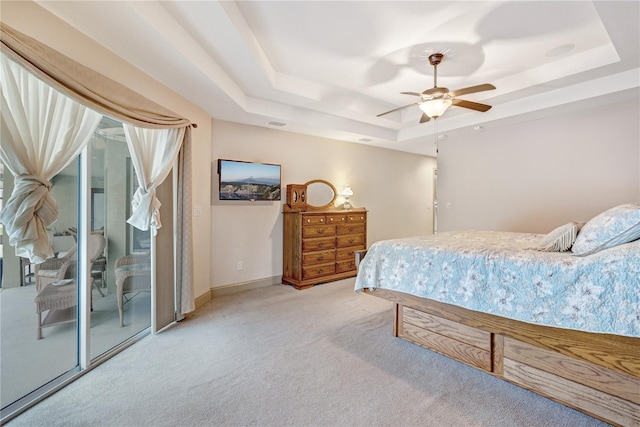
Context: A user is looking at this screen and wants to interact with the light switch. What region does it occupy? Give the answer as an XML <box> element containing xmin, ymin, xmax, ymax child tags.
<box><xmin>193</xmin><ymin>205</ymin><xmax>202</xmax><ymax>216</ymax></box>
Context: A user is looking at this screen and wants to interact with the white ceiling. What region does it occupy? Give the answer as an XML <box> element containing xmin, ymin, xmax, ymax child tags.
<box><xmin>38</xmin><ymin>1</ymin><xmax>640</xmax><ymax>157</ymax></box>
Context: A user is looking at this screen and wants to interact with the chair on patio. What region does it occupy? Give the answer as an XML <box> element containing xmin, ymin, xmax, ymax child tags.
<box><xmin>35</xmin><ymin>245</ymin><xmax>77</xmax><ymax>292</ymax></box>
<box><xmin>88</xmin><ymin>233</ymin><xmax>106</xmax><ymax>299</ymax></box>
<box><xmin>35</xmin><ymin>232</ymin><xmax>106</xmax><ymax>317</ymax></box>
<box><xmin>115</xmin><ymin>252</ymin><xmax>151</xmax><ymax>327</ymax></box>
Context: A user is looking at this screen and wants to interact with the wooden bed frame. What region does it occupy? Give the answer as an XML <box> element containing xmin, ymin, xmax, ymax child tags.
<box><xmin>362</xmin><ymin>288</ymin><xmax>640</xmax><ymax>426</ymax></box>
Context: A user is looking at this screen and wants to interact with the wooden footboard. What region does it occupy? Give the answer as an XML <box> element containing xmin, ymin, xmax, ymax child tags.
<box><xmin>364</xmin><ymin>288</ymin><xmax>640</xmax><ymax>426</ymax></box>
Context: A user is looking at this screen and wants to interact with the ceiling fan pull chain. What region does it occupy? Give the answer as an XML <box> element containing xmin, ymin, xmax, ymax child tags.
<box><xmin>434</xmin><ymin>119</ymin><xmax>439</xmax><ymax>155</ymax></box>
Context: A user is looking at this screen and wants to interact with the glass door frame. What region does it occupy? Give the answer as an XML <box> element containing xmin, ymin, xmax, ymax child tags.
<box><xmin>0</xmin><ymin>145</ymin><xmax>155</xmax><ymax>423</ymax></box>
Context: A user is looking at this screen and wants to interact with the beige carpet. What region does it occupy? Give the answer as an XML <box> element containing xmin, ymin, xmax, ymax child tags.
<box><xmin>7</xmin><ymin>279</ymin><xmax>606</xmax><ymax>426</ymax></box>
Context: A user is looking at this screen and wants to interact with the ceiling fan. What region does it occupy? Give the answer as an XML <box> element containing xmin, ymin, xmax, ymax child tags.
<box><xmin>377</xmin><ymin>53</ymin><xmax>496</xmax><ymax>123</ymax></box>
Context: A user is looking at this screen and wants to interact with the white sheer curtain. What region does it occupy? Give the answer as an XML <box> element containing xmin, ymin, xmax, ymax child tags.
<box><xmin>0</xmin><ymin>53</ymin><xmax>102</xmax><ymax>263</ymax></box>
<box><xmin>2</xmin><ymin>24</ymin><xmax>196</xmax><ymax>314</ymax></box>
<box><xmin>123</xmin><ymin>125</ymin><xmax>185</xmax><ymax>233</ymax></box>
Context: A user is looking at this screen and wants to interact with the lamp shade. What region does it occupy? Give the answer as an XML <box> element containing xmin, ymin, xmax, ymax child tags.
<box><xmin>419</xmin><ymin>98</ymin><xmax>452</xmax><ymax>118</ymax></box>
<box><xmin>341</xmin><ymin>185</ymin><xmax>353</xmax><ymax>210</ymax></box>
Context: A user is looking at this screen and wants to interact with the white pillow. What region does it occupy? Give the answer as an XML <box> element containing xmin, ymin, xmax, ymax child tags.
<box><xmin>536</xmin><ymin>222</ymin><xmax>581</xmax><ymax>252</ymax></box>
<box><xmin>572</xmin><ymin>203</ymin><xmax>640</xmax><ymax>256</ymax></box>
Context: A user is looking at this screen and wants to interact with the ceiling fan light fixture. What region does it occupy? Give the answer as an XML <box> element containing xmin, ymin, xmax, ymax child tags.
<box><xmin>377</xmin><ymin>53</ymin><xmax>494</xmax><ymax>123</ymax></box>
<box><xmin>419</xmin><ymin>98</ymin><xmax>452</xmax><ymax>118</ymax></box>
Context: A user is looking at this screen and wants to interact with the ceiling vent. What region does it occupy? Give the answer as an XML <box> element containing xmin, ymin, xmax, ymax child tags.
<box><xmin>267</xmin><ymin>121</ymin><xmax>287</xmax><ymax>127</ymax></box>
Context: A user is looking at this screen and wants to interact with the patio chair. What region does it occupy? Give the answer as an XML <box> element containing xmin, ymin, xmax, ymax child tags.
<box><xmin>35</xmin><ymin>245</ymin><xmax>77</xmax><ymax>292</ymax></box>
<box><xmin>88</xmin><ymin>233</ymin><xmax>106</xmax><ymax>298</ymax></box>
<box><xmin>115</xmin><ymin>252</ymin><xmax>151</xmax><ymax>327</ymax></box>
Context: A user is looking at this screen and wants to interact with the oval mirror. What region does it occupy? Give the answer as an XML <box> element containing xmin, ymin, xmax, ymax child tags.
<box><xmin>305</xmin><ymin>180</ymin><xmax>337</xmax><ymax>209</ymax></box>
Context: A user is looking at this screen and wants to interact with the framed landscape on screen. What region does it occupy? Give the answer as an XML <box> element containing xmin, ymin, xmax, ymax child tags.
<box><xmin>217</xmin><ymin>159</ymin><xmax>281</xmax><ymax>201</ymax></box>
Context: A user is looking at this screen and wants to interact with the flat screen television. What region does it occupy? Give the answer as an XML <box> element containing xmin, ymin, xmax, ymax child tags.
<box><xmin>218</xmin><ymin>159</ymin><xmax>281</xmax><ymax>201</ymax></box>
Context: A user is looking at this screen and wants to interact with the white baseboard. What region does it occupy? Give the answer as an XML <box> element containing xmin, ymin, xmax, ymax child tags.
<box><xmin>209</xmin><ymin>275</ymin><xmax>282</xmax><ymax>298</ymax></box>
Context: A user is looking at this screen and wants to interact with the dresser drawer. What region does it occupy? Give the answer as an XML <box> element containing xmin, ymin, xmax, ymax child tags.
<box><xmin>302</xmin><ymin>215</ymin><xmax>326</xmax><ymax>225</ymax></box>
<box><xmin>336</xmin><ymin>245</ymin><xmax>366</xmax><ymax>261</ymax></box>
<box><xmin>302</xmin><ymin>225</ymin><xmax>336</xmax><ymax>238</ymax></box>
<box><xmin>326</xmin><ymin>214</ymin><xmax>347</xmax><ymax>224</ymax></box>
<box><xmin>347</xmin><ymin>213</ymin><xmax>366</xmax><ymax>223</ymax></box>
<box><xmin>302</xmin><ymin>237</ymin><xmax>336</xmax><ymax>252</ymax></box>
<box><xmin>337</xmin><ymin>223</ymin><xmax>365</xmax><ymax>235</ymax></box>
<box><xmin>336</xmin><ymin>259</ymin><xmax>357</xmax><ymax>273</ymax></box>
<box><xmin>302</xmin><ymin>263</ymin><xmax>335</xmax><ymax>280</ymax></box>
<box><xmin>302</xmin><ymin>250</ymin><xmax>335</xmax><ymax>266</ymax></box>
<box><xmin>337</xmin><ymin>234</ymin><xmax>365</xmax><ymax>247</ymax></box>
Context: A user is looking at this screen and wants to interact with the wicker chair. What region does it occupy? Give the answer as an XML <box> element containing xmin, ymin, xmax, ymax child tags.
<box><xmin>115</xmin><ymin>252</ymin><xmax>151</xmax><ymax>327</ymax></box>
<box><xmin>88</xmin><ymin>233</ymin><xmax>106</xmax><ymax>299</ymax></box>
<box><xmin>35</xmin><ymin>245</ymin><xmax>78</xmax><ymax>292</ymax></box>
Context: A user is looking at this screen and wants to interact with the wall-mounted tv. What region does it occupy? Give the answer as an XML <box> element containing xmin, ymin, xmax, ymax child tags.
<box><xmin>218</xmin><ymin>159</ymin><xmax>281</xmax><ymax>201</ymax></box>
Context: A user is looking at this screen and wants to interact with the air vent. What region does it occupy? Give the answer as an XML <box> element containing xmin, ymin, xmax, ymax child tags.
<box><xmin>267</xmin><ymin>121</ymin><xmax>287</xmax><ymax>127</ymax></box>
<box><xmin>359</xmin><ymin>138</ymin><xmax>372</xmax><ymax>142</ymax></box>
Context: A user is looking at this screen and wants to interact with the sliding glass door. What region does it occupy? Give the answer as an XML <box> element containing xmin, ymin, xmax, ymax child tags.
<box><xmin>89</xmin><ymin>119</ymin><xmax>151</xmax><ymax>359</ymax></box>
<box><xmin>0</xmin><ymin>47</ymin><xmax>182</xmax><ymax>421</ymax></box>
<box><xmin>1</xmin><ymin>117</ymin><xmax>156</xmax><ymax>418</ymax></box>
<box><xmin>0</xmin><ymin>158</ymin><xmax>79</xmax><ymax>410</ymax></box>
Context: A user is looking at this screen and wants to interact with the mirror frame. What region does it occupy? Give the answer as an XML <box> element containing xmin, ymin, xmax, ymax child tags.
<box><xmin>304</xmin><ymin>179</ymin><xmax>337</xmax><ymax>210</ymax></box>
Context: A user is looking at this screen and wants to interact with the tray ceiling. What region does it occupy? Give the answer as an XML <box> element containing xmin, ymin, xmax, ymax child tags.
<box><xmin>38</xmin><ymin>1</ymin><xmax>640</xmax><ymax>156</ymax></box>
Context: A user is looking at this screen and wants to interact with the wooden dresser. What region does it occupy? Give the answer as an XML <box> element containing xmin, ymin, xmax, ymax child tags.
<box><xmin>283</xmin><ymin>208</ymin><xmax>367</xmax><ymax>290</ymax></box>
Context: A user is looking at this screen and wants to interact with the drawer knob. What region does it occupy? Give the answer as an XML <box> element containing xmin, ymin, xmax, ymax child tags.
<box><xmin>317</xmin><ymin>229</ymin><xmax>325</xmax><ymax>234</ymax></box>
<box><xmin>348</xmin><ymin>238</ymin><xmax>354</xmax><ymax>243</ymax></box>
<box><xmin>348</xmin><ymin>227</ymin><xmax>355</xmax><ymax>232</ymax></box>
<box><xmin>317</xmin><ymin>256</ymin><xmax>324</xmax><ymax>261</ymax></box>
<box><xmin>317</xmin><ymin>243</ymin><xmax>324</xmax><ymax>248</ymax></box>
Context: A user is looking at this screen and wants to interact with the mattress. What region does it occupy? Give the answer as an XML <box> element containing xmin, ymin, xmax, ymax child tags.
<box><xmin>355</xmin><ymin>230</ymin><xmax>640</xmax><ymax>337</ymax></box>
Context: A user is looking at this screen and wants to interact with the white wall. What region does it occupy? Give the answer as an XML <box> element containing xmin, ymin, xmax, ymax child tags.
<box><xmin>2</xmin><ymin>1</ymin><xmax>213</xmax><ymax>300</ymax></box>
<box><xmin>211</xmin><ymin>120</ymin><xmax>436</xmax><ymax>288</ymax></box>
<box><xmin>437</xmin><ymin>99</ymin><xmax>640</xmax><ymax>233</ymax></box>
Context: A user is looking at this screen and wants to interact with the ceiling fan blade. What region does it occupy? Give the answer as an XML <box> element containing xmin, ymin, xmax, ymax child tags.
<box><xmin>419</xmin><ymin>113</ymin><xmax>431</xmax><ymax>124</ymax></box>
<box><xmin>451</xmin><ymin>98</ymin><xmax>492</xmax><ymax>112</ymax></box>
<box><xmin>377</xmin><ymin>102</ymin><xmax>418</xmax><ymax>117</ymax></box>
<box><xmin>400</xmin><ymin>91</ymin><xmax>422</xmax><ymax>97</ymax></box>
<box><xmin>448</xmin><ymin>83</ymin><xmax>496</xmax><ymax>97</ymax></box>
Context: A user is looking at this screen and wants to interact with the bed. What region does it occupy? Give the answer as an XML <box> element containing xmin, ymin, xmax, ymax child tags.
<box><xmin>354</xmin><ymin>204</ymin><xmax>640</xmax><ymax>426</ymax></box>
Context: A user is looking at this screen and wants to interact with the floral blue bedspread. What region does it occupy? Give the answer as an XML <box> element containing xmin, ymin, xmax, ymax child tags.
<box><xmin>355</xmin><ymin>230</ymin><xmax>640</xmax><ymax>337</ymax></box>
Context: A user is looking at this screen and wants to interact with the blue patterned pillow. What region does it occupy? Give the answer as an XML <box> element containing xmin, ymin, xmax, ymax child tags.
<box><xmin>572</xmin><ymin>203</ymin><xmax>640</xmax><ymax>256</ymax></box>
